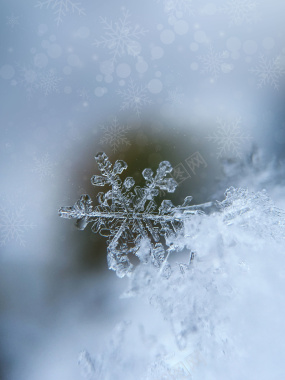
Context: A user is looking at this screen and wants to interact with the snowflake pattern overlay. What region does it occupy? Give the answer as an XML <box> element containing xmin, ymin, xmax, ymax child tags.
<box><xmin>159</xmin><ymin>0</ymin><xmax>194</xmax><ymax>17</ymax></box>
<box><xmin>39</xmin><ymin>69</ymin><xmax>62</xmax><ymax>95</ymax></box>
<box><xmin>199</xmin><ymin>45</ymin><xmax>232</xmax><ymax>80</ymax></box>
<box><xmin>220</xmin><ymin>0</ymin><xmax>258</xmax><ymax>26</ymax></box>
<box><xmin>93</xmin><ymin>8</ymin><xmax>147</xmax><ymax>63</ymax></box>
<box><xmin>207</xmin><ymin>118</ymin><xmax>251</xmax><ymax>159</ymax></box>
<box><xmin>117</xmin><ymin>78</ymin><xmax>152</xmax><ymax>117</ymax></box>
<box><xmin>32</xmin><ymin>154</ymin><xmax>55</xmax><ymax>181</ymax></box>
<box><xmin>59</xmin><ymin>152</ymin><xmax>211</xmax><ymax>277</ymax></box>
<box><xmin>250</xmin><ymin>55</ymin><xmax>285</xmax><ymax>90</ymax></box>
<box><xmin>100</xmin><ymin>118</ymin><xmax>131</xmax><ymax>153</ymax></box>
<box><xmin>0</xmin><ymin>200</ymin><xmax>34</xmax><ymax>247</ymax></box>
<box><xmin>6</xmin><ymin>14</ymin><xmax>20</xmax><ymax>28</ymax></box>
<box><xmin>166</xmin><ymin>88</ymin><xmax>184</xmax><ymax>107</ymax></box>
<box><xmin>35</xmin><ymin>0</ymin><xmax>85</xmax><ymax>26</ymax></box>
<box><xmin>18</xmin><ymin>65</ymin><xmax>61</xmax><ymax>98</ymax></box>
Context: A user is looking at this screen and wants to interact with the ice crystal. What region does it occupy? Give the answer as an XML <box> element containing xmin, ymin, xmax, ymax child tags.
<box><xmin>93</xmin><ymin>9</ymin><xmax>147</xmax><ymax>63</ymax></box>
<box><xmin>35</xmin><ymin>0</ymin><xmax>85</xmax><ymax>26</ymax></box>
<box><xmin>220</xmin><ymin>0</ymin><xmax>257</xmax><ymax>26</ymax></box>
<box><xmin>117</xmin><ymin>78</ymin><xmax>152</xmax><ymax>117</ymax></box>
<box><xmin>124</xmin><ymin>186</ymin><xmax>285</xmax><ymax>352</ymax></box>
<box><xmin>59</xmin><ymin>152</ymin><xmax>210</xmax><ymax>277</ymax></box>
<box><xmin>100</xmin><ymin>117</ymin><xmax>131</xmax><ymax>153</ymax></box>
<box><xmin>74</xmin><ymin>184</ymin><xmax>285</xmax><ymax>378</ymax></box>
<box><xmin>250</xmin><ymin>55</ymin><xmax>285</xmax><ymax>90</ymax></box>
<box><xmin>207</xmin><ymin>117</ymin><xmax>250</xmax><ymax>158</ymax></box>
<box><xmin>218</xmin><ymin>187</ymin><xmax>285</xmax><ymax>240</ymax></box>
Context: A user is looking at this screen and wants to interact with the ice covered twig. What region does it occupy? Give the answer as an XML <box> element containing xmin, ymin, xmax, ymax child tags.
<box><xmin>59</xmin><ymin>152</ymin><xmax>210</xmax><ymax>277</ymax></box>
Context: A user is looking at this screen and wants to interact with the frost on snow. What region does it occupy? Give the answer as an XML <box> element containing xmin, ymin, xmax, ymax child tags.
<box><xmin>74</xmin><ymin>183</ymin><xmax>285</xmax><ymax>379</ymax></box>
<box><xmin>59</xmin><ymin>154</ymin><xmax>285</xmax><ymax>379</ymax></box>
<box><xmin>59</xmin><ymin>152</ymin><xmax>211</xmax><ymax>277</ymax></box>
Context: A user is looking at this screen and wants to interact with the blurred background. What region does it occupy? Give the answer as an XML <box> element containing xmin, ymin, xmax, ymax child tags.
<box><xmin>1</xmin><ymin>0</ymin><xmax>285</xmax><ymax>378</ymax></box>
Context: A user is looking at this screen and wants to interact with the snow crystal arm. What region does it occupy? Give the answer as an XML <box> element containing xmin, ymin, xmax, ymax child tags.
<box><xmin>134</xmin><ymin>161</ymin><xmax>178</xmax><ymax>211</ymax></box>
<box><xmin>91</xmin><ymin>152</ymin><xmax>131</xmax><ymax>212</ymax></box>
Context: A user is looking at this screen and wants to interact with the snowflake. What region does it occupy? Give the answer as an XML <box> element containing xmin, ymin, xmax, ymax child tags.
<box><xmin>117</xmin><ymin>78</ymin><xmax>152</xmax><ymax>117</ymax></box>
<box><xmin>17</xmin><ymin>65</ymin><xmax>61</xmax><ymax>98</ymax></box>
<box><xmin>6</xmin><ymin>14</ymin><xmax>20</xmax><ymax>28</ymax></box>
<box><xmin>207</xmin><ymin>118</ymin><xmax>250</xmax><ymax>159</ymax></box>
<box><xmin>93</xmin><ymin>8</ymin><xmax>147</xmax><ymax>63</ymax></box>
<box><xmin>35</xmin><ymin>0</ymin><xmax>85</xmax><ymax>26</ymax></box>
<box><xmin>59</xmin><ymin>152</ymin><xmax>210</xmax><ymax>277</ymax></box>
<box><xmin>18</xmin><ymin>65</ymin><xmax>40</xmax><ymax>98</ymax></box>
<box><xmin>160</xmin><ymin>0</ymin><xmax>194</xmax><ymax>16</ymax></box>
<box><xmin>100</xmin><ymin>118</ymin><xmax>131</xmax><ymax>153</ymax></box>
<box><xmin>199</xmin><ymin>45</ymin><xmax>232</xmax><ymax>80</ymax></box>
<box><xmin>32</xmin><ymin>154</ymin><xmax>55</xmax><ymax>181</ymax></box>
<box><xmin>250</xmin><ymin>55</ymin><xmax>285</xmax><ymax>90</ymax></box>
<box><xmin>39</xmin><ymin>69</ymin><xmax>61</xmax><ymax>95</ymax></box>
<box><xmin>0</xmin><ymin>199</ymin><xmax>34</xmax><ymax>247</ymax></box>
<box><xmin>166</xmin><ymin>88</ymin><xmax>184</xmax><ymax>107</ymax></box>
<box><xmin>220</xmin><ymin>0</ymin><xmax>257</xmax><ymax>26</ymax></box>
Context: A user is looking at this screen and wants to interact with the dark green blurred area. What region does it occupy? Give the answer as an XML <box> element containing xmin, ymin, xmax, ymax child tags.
<box><xmin>59</xmin><ymin>116</ymin><xmax>224</xmax><ymax>273</ymax></box>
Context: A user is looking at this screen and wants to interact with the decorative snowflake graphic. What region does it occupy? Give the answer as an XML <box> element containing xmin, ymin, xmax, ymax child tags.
<box><xmin>100</xmin><ymin>118</ymin><xmax>131</xmax><ymax>153</ymax></box>
<box><xmin>6</xmin><ymin>14</ymin><xmax>20</xmax><ymax>28</ymax></box>
<box><xmin>250</xmin><ymin>55</ymin><xmax>285</xmax><ymax>90</ymax></box>
<box><xmin>117</xmin><ymin>78</ymin><xmax>152</xmax><ymax>117</ymax></box>
<box><xmin>220</xmin><ymin>0</ymin><xmax>257</xmax><ymax>26</ymax></box>
<box><xmin>18</xmin><ymin>66</ymin><xmax>61</xmax><ymax>98</ymax></box>
<box><xmin>166</xmin><ymin>88</ymin><xmax>184</xmax><ymax>107</ymax></box>
<box><xmin>93</xmin><ymin>8</ymin><xmax>147</xmax><ymax>63</ymax></box>
<box><xmin>199</xmin><ymin>45</ymin><xmax>232</xmax><ymax>80</ymax></box>
<box><xmin>160</xmin><ymin>0</ymin><xmax>194</xmax><ymax>16</ymax></box>
<box><xmin>207</xmin><ymin>118</ymin><xmax>251</xmax><ymax>159</ymax></box>
<box><xmin>0</xmin><ymin>200</ymin><xmax>34</xmax><ymax>247</ymax></box>
<box><xmin>59</xmin><ymin>152</ymin><xmax>210</xmax><ymax>277</ymax></box>
<box><xmin>39</xmin><ymin>69</ymin><xmax>61</xmax><ymax>96</ymax></box>
<box><xmin>18</xmin><ymin>65</ymin><xmax>40</xmax><ymax>98</ymax></box>
<box><xmin>32</xmin><ymin>154</ymin><xmax>55</xmax><ymax>181</ymax></box>
<box><xmin>35</xmin><ymin>0</ymin><xmax>85</xmax><ymax>26</ymax></box>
